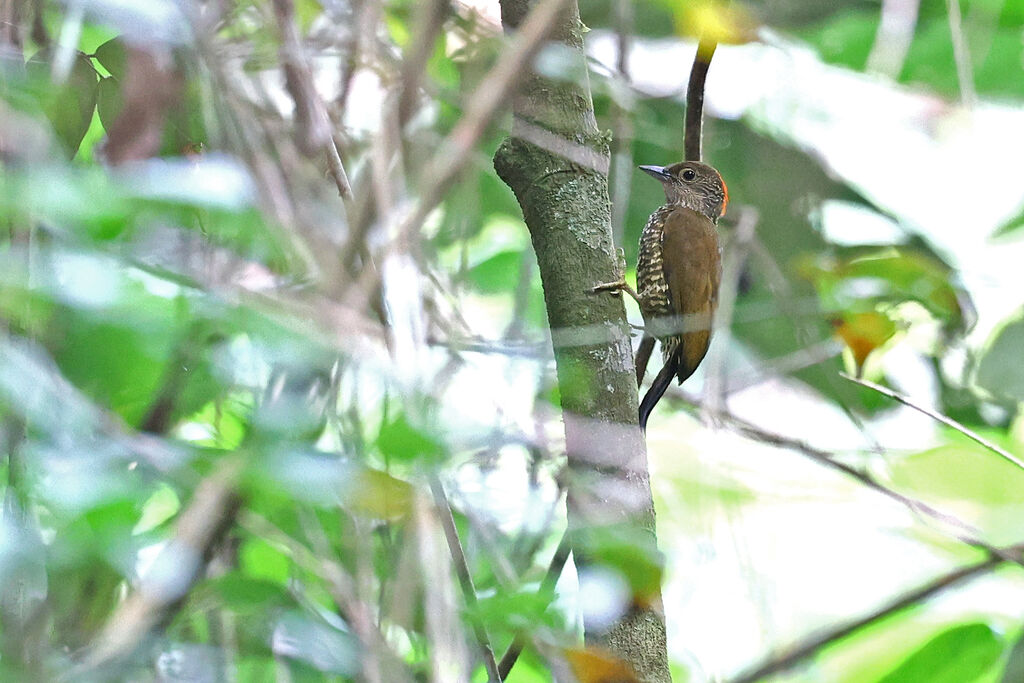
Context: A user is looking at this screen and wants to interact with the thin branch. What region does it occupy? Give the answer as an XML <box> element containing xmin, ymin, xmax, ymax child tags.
<box><xmin>428</xmin><ymin>476</ymin><xmax>501</xmax><ymax>683</ymax></box>
<box><xmin>397</xmin><ymin>0</ymin><xmax>449</xmax><ymax>128</ymax></box>
<box><xmin>609</xmin><ymin>0</ymin><xmax>634</xmax><ymax>248</ymax></box>
<box><xmin>684</xmin><ymin>38</ymin><xmax>717</xmax><ymax>162</ymax></box>
<box><xmin>729</xmin><ymin>547</ymin><xmax>1022</xmax><ymax>683</ymax></box>
<box><xmin>342</xmin><ymin>0</ymin><xmax>572</xmax><ymax>316</ymax></box>
<box><xmin>271</xmin><ymin>0</ymin><xmax>352</xmax><ymax>198</ymax></box>
<box><xmin>77</xmin><ymin>456</ymin><xmax>245</xmax><ymax>673</ymax></box>
<box><xmin>391</xmin><ymin>0</ymin><xmax>571</xmax><ymax>247</ymax></box>
<box><xmin>703</xmin><ymin>206</ymin><xmax>758</xmax><ymax>419</ymax></box>
<box><xmin>945</xmin><ymin>0</ymin><xmax>976</xmax><ymax>107</ymax></box>
<box><xmin>866</xmin><ymin>0</ymin><xmax>920</xmax><ymax>78</ymax></box>
<box><xmin>240</xmin><ymin>511</ymin><xmax>408</xmax><ymax>683</ymax></box>
<box><xmin>696</xmin><ymin>400</ymin><xmax>1024</xmax><ymax>571</ymax></box>
<box><xmin>841</xmin><ymin>373</ymin><xmax>1024</xmax><ymax>472</ymax></box>
<box><xmin>498</xmin><ymin>532</ymin><xmax>572</xmax><ymax>680</ymax></box>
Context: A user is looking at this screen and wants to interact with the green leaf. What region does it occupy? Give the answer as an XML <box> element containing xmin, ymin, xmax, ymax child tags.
<box><xmin>1001</xmin><ymin>627</ymin><xmax>1024</xmax><ymax>683</ymax></box>
<box><xmin>800</xmin><ymin>246</ymin><xmax>968</xmax><ymax>334</ymax></box>
<box><xmin>25</xmin><ymin>50</ymin><xmax>100</xmax><ymax>157</ymax></box>
<box><xmin>993</xmin><ymin>204</ymin><xmax>1024</xmax><ymax>239</ymax></box>
<box><xmin>887</xmin><ymin>440</ymin><xmax>1024</xmax><ymax>506</ymax></box>
<box><xmin>273</xmin><ymin>612</ymin><xmax>360</xmax><ymax>675</ymax></box>
<box><xmin>797</xmin><ymin>10</ymin><xmax>876</xmax><ymax>71</ymax></box>
<box><xmin>467</xmin><ymin>249</ymin><xmax>522</xmax><ymax>294</ymax></box>
<box><xmin>975</xmin><ymin>313</ymin><xmax>1024</xmax><ymax>402</ymax></box>
<box><xmin>574</xmin><ymin>525</ymin><xmax>664</xmax><ymax>602</ymax></box>
<box><xmin>376</xmin><ymin>413</ymin><xmax>443</xmax><ymax>463</ymax></box>
<box><xmin>877</xmin><ymin>623</ymin><xmax>1002</xmax><ymax>683</ymax></box>
<box><xmin>93</xmin><ymin>37</ymin><xmax>128</xmax><ymax>80</ymax></box>
<box><xmin>96</xmin><ymin>76</ymin><xmax>123</xmax><ymax>132</ymax></box>
<box><xmin>295</xmin><ymin>0</ymin><xmax>323</xmax><ymax>32</ymax></box>
<box><xmin>133</xmin><ymin>484</ymin><xmax>180</xmax><ymax>535</ymax></box>
<box><xmin>342</xmin><ymin>466</ymin><xmax>413</xmax><ymax>520</ymax></box>
<box><xmin>797</xmin><ymin>4</ymin><xmax>1024</xmax><ymax>98</ymax></box>
<box><xmin>240</xmin><ymin>538</ymin><xmax>292</xmax><ymax>585</ymax></box>
<box><xmin>474</xmin><ymin>586</ymin><xmax>565</xmax><ymax>636</ymax></box>
<box><xmin>209</xmin><ymin>574</ymin><xmax>292</xmax><ymax>611</ymax></box>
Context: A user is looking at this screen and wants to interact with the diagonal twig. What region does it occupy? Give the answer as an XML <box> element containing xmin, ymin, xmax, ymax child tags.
<box><xmin>76</xmin><ymin>456</ymin><xmax>245</xmax><ymax>674</ymax></box>
<box><xmin>692</xmin><ymin>399</ymin><xmax>1024</xmax><ymax>571</ymax></box>
<box><xmin>429</xmin><ymin>475</ymin><xmax>501</xmax><ymax>682</ymax></box>
<box><xmin>729</xmin><ymin>545</ymin><xmax>1023</xmax><ymax>683</ymax></box>
<box><xmin>944</xmin><ymin>0</ymin><xmax>976</xmax><ymax>108</ymax></box>
<box><xmin>342</xmin><ymin>0</ymin><xmax>573</xmax><ymax>319</ymax></box>
<box><xmin>497</xmin><ymin>532</ymin><xmax>572</xmax><ymax>680</ymax></box>
<box><xmin>841</xmin><ymin>373</ymin><xmax>1024</xmax><ymax>472</ymax></box>
<box><xmin>271</xmin><ymin>0</ymin><xmax>353</xmax><ymax>198</ymax></box>
<box><xmin>239</xmin><ymin>511</ymin><xmax>409</xmax><ymax>683</ymax></box>
<box><xmin>395</xmin><ymin>0</ymin><xmax>573</xmax><ymax>248</ymax></box>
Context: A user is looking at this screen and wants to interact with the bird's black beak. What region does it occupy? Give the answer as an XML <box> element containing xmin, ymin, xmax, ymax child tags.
<box><xmin>639</xmin><ymin>165</ymin><xmax>671</xmax><ymax>181</ymax></box>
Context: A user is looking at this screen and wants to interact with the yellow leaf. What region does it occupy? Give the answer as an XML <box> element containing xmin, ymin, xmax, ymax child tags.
<box><xmin>676</xmin><ymin>1</ymin><xmax>758</xmax><ymax>45</ymax></box>
<box><xmin>346</xmin><ymin>467</ymin><xmax>413</xmax><ymax>521</ymax></box>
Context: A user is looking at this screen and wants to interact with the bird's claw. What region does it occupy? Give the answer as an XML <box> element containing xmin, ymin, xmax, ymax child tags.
<box><xmin>590</xmin><ymin>279</ymin><xmax>627</xmax><ymax>296</ymax></box>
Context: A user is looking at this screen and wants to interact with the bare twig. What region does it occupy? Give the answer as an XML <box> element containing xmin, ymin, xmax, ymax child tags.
<box><xmin>703</xmin><ymin>206</ymin><xmax>758</xmax><ymax>419</ymax></box>
<box><xmin>271</xmin><ymin>0</ymin><xmax>353</xmax><ymax>198</ymax></box>
<box><xmin>397</xmin><ymin>0</ymin><xmax>449</xmax><ymax>128</ymax></box>
<box><xmin>415</xmin><ymin>493</ymin><xmax>472</xmax><ymax>682</ymax></box>
<box><xmin>866</xmin><ymin>0</ymin><xmax>921</xmax><ymax>78</ymax></box>
<box><xmin>391</xmin><ymin>0</ymin><xmax>572</xmax><ymax>248</ymax></box>
<box><xmin>0</xmin><ymin>0</ymin><xmax>26</xmax><ymax>48</ymax></box>
<box><xmin>692</xmin><ymin>401</ymin><xmax>1024</xmax><ymax>573</ymax></box>
<box><xmin>719</xmin><ymin>410</ymin><xmax>974</xmax><ymax>532</ymax></box>
<box><xmin>78</xmin><ymin>456</ymin><xmax>244</xmax><ymax>672</ymax></box>
<box><xmin>343</xmin><ymin>0</ymin><xmax>573</xmax><ymax>315</ymax></box>
<box><xmin>720</xmin><ymin>339</ymin><xmax>842</xmax><ymax>396</ymax></box>
<box><xmin>841</xmin><ymin>373</ymin><xmax>1024</xmax><ymax>472</ymax></box>
<box><xmin>428</xmin><ymin>476</ymin><xmax>501</xmax><ymax>682</ymax></box>
<box><xmin>240</xmin><ymin>512</ymin><xmax>407</xmax><ymax>683</ymax></box>
<box><xmin>730</xmin><ymin>547</ymin><xmax>1021</xmax><ymax>683</ymax></box>
<box><xmin>609</xmin><ymin>0</ymin><xmax>634</xmax><ymax>247</ymax></box>
<box><xmin>945</xmin><ymin>0</ymin><xmax>976</xmax><ymax>107</ymax></box>
<box><xmin>684</xmin><ymin>38</ymin><xmax>717</xmax><ymax>162</ymax></box>
<box><xmin>497</xmin><ymin>532</ymin><xmax>571</xmax><ymax>679</ymax></box>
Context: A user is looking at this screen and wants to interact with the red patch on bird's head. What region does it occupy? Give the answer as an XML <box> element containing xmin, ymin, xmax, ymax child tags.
<box><xmin>720</xmin><ymin>178</ymin><xmax>729</xmax><ymax>216</ymax></box>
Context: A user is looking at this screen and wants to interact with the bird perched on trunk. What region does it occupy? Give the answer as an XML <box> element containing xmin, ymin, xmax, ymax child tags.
<box><xmin>594</xmin><ymin>161</ymin><xmax>726</xmax><ymax>430</ymax></box>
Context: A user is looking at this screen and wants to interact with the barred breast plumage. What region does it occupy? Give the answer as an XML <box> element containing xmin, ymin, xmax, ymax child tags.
<box><xmin>635</xmin><ymin>161</ymin><xmax>726</xmax><ymax>430</ymax></box>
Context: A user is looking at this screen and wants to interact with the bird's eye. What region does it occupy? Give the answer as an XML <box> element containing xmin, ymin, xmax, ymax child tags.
<box><xmin>681</xmin><ymin>169</ymin><xmax>697</xmax><ymax>181</ymax></box>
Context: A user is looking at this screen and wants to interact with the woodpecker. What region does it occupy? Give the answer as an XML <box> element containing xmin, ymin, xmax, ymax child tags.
<box><xmin>595</xmin><ymin>161</ymin><xmax>727</xmax><ymax>430</ymax></box>
<box><xmin>634</xmin><ymin>161</ymin><xmax>726</xmax><ymax>430</ymax></box>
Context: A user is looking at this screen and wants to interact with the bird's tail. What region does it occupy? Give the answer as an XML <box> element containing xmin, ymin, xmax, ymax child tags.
<box><xmin>639</xmin><ymin>346</ymin><xmax>682</xmax><ymax>432</ymax></box>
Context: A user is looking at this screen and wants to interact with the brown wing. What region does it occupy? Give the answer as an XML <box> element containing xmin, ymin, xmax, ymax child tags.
<box><xmin>661</xmin><ymin>206</ymin><xmax>721</xmax><ymax>383</ymax></box>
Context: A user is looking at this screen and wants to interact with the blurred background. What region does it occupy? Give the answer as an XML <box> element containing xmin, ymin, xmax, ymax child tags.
<box><xmin>1</xmin><ymin>0</ymin><xmax>1024</xmax><ymax>680</ymax></box>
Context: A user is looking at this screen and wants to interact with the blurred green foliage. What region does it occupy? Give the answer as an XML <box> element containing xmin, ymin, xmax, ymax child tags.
<box><xmin>0</xmin><ymin>0</ymin><xmax>1022</xmax><ymax>681</ymax></box>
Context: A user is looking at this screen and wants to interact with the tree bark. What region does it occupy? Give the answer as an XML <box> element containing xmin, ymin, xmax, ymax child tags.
<box><xmin>493</xmin><ymin>1</ymin><xmax>670</xmax><ymax>680</ymax></box>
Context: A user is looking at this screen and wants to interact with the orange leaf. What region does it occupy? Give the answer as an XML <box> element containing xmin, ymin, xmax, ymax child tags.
<box><xmin>564</xmin><ymin>647</ymin><xmax>640</xmax><ymax>683</ymax></box>
<box><xmin>831</xmin><ymin>311</ymin><xmax>897</xmax><ymax>372</ymax></box>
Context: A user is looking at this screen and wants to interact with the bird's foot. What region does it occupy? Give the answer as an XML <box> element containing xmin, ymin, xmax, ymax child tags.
<box><xmin>591</xmin><ymin>279</ymin><xmax>627</xmax><ymax>294</ymax></box>
<box><xmin>591</xmin><ymin>250</ymin><xmax>641</xmax><ymax>304</ymax></box>
<box><xmin>591</xmin><ymin>279</ymin><xmax>642</xmax><ymax>306</ymax></box>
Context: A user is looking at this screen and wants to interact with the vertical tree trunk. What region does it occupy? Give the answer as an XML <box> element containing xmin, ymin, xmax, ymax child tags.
<box><xmin>493</xmin><ymin>1</ymin><xmax>670</xmax><ymax>680</ymax></box>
